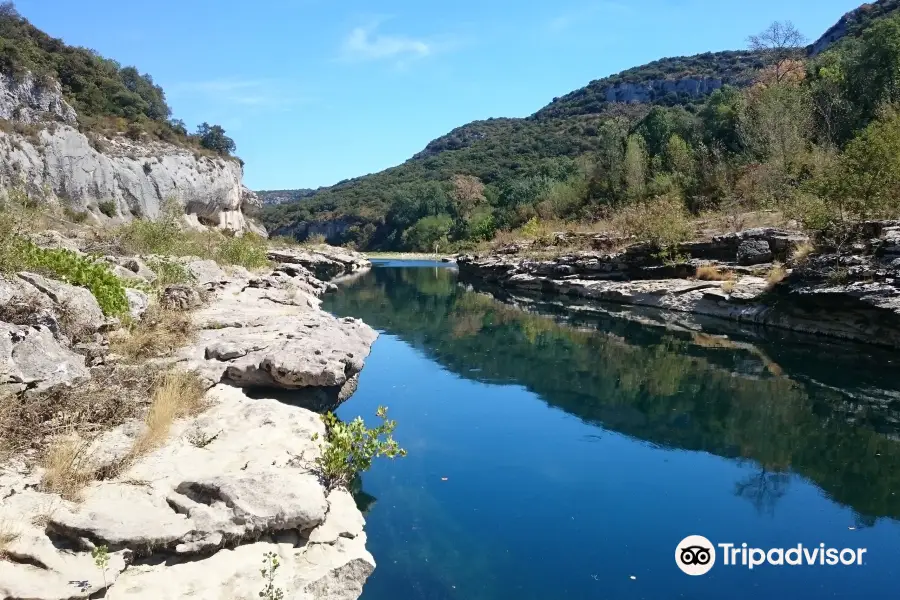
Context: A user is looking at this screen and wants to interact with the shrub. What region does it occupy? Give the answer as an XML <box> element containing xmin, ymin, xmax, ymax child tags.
<box><xmin>146</xmin><ymin>257</ymin><xmax>193</xmax><ymax>286</ymax></box>
<box><xmin>63</xmin><ymin>206</ymin><xmax>89</xmax><ymax>223</ymax></box>
<box><xmin>312</xmin><ymin>406</ymin><xmax>406</xmax><ymax>489</ymax></box>
<box><xmin>214</xmin><ymin>233</ymin><xmax>269</xmax><ymax>269</ymax></box>
<box><xmin>0</xmin><ymin>237</ymin><xmax>129</xmax><ymax>317</ymax></box>
<box><xmin>98</xmin><ymin>200</ymin><xmax>117</xmax><ymax>218</ymax></box>
<box><xmin>612</xmin><ymin>194</ymin><xmax>694</xmax><ymax>249</ymax></box>
<box><xmin>305</xmin><ymin>233</ymin><xmax>327</xmax><ymax>245</ymax></box>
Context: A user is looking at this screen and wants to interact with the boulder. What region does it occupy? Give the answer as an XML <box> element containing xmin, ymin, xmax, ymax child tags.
<box><xmin>125</xmin><ymin>288</ymin><xmax>150</xmax><ymax>320</ymax></box>
<box><xmin>0</xmin><ymin>322</ymin><xmax>89</xmax><ymax>393</ymax></box>
<box><xmin>160</xmin><ymin>285</ymin><xmax>203</xmax><ymax>311</ymax></box>
<box><xmin>736</xmin><ymin>239</ymin><xmax>773</xmax><ymax>266</ymax></box>
<box><xmin>267</xmin><ymin>247</ymin><xmax>370</xmax><ymax>282</ymax></box>
<box><xmin>18</xmin><ymin>272</ymin><xmax>105</xmax><ymax>335</ymax></box>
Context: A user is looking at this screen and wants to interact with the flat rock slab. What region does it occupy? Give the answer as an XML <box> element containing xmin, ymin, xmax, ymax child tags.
<box><xmin>1</xmin><ymin>385</ymin><xmax>373</xmax><ymax>600</ymax></box>
<box><xmin>174</xmin><ymin>265</ymin><xmax>377</xmax><ymax>402</ymax></box>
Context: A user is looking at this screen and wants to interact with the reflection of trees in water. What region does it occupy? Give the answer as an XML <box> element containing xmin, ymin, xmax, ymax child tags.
<box><xmin>324</xmin><ymin>266</ymin><xmax>900</xmax><ymax>521</ymax></box>
<box><xmin>734</xmin><ymin>468</ymin><xmax>790</xmax><ymax>515</ymax></box>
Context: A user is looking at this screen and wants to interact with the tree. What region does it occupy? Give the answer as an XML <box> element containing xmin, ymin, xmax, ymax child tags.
<box><xmin>842</xmin><ymin>15</ymin><xmax>900</xmax><ymax>129</ymax></box>
<box><xmin>700</xmin><ymin>86</ymin><xmax>745</xmax><ymax>153</ymax></box>
<box><xmin>624</xmin><ymin>134</ymin><xmax>648</xmax><ymax>199</ymax></box>
<box><xmin>196</xmin><ymin>122</ymin><xmax>236</xmax><ymax>155</ymax></box>
<box><xmin>449</xmin><ymin>174</ymin><xmax>485</xmax><ymax>220</ymax></box>
<box><xmin>748</xmin><ymin>21</ymin><xmax>807</xmax><ymax>83</ymax></box>
<box><xmin>402</xmin><ymin>214</ymin><xmax>453</xmax><ymax>251</ymax></box>
<box><xmin>828</xmin><ymin>106</ymin><xmax>900</xmax><ymax>220</ymax></box>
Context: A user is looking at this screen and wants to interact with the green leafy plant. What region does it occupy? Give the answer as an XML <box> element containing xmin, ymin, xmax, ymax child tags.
<box><xmin>146</xmin><ymin>257</ymin><xmax>193</xmax><ymax>286</ymax></box>
<box><xmin>92</xmin><ymin>544</ymin><xmax>110</xmax><ymax>590</ymax></box>
<box><xmin>259</xmin><ymin>551</ymin><xmax>284</xmax><ymax>600</ymax></box>
<box><xmin>98</xmin><ymin>200</ymin><xmax>117</xmax><ymax>218</ymax></box>
<box><xmin>0</xmin><ymin>232</ymin><xmax>129</xmax><ymax>317</ymax></box>
<box><xmin>312</xmin><ymin>406</ymin><xmax>407</xmax><ymax>489</ymax></box>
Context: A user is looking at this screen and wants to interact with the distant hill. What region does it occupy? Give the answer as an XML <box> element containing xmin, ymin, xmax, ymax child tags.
<box><xmin>261</xmin><ymin>0</ymin><xmax>900</xmax><ymax>249</ymax></box>
<box><xmin>257</xmin><ymin>188</ymin><xmax>318</xmax><ymax>206</ymax></box>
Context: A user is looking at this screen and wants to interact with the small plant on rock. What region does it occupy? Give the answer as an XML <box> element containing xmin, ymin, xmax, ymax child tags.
<box><xmin>92</xmin><ymin>544</ymin><xmax>110</xmax><ymax>590</ymax></box>
<box><xmin>312</xmin><ymin>406</ymin><xmax>407</xmax><ymax>489</ymax></box>
<box><xmin>259</xmin><ymin>551</ymin><xmax>284</xmax><ymax>600</ymax></box>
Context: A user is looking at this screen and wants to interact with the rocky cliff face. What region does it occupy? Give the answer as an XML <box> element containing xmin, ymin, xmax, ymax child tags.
<box><xmin>0</xmin><ymin>73</ymin><xmax>262</xmax><ymax>234</ymax></box>
<box><xmin>603</xmin><ymin>77</ymin><xmax>723</xmax><ymax>104</ymax></box>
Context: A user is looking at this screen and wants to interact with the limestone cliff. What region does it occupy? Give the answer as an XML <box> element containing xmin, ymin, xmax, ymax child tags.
<box><xmin>0</xmin><ymin>72</ymin><xmax>263</xmax><ymax>234</ymax></box>
<box><xmin>602</xmin><ymin>77</ymin><xmax>723</xmax><ymax>104</ymax></box>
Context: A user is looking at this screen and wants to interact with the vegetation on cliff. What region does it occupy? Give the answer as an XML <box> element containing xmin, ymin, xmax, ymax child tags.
<box><xmin>262</xmin><ymin>3</ymin><xmax>900</xmax><ymax>252</ymax></box>
<box><xmin>0</xmin><ymin>2</ymin><xmax>236</xmax><ymax>155</ymax></box>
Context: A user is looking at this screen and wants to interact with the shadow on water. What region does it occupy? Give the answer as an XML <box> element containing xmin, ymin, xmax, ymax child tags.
<box><xmin>324</xmin><ymin>264</ymin><xmax>900</xmax><ymax>523</ymax></box>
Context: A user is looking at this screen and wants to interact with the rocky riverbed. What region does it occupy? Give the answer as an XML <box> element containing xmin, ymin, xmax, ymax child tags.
<box><xmin>0</xmin><ymin>240</ymin><xmax>378</xmax><ymax>599</ymax></box>
<box><xmin>458</xmin><ymin>222</ymin><xmax>900</xmax><ymax>348</ymax></box>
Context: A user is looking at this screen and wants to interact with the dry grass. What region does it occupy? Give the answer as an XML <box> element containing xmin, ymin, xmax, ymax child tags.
<box><xmin>790</xmin><ymin>241</ymin><xmax>815</xmax><ymax>265</ymax></box>
<box><xmin>0</xmin><ymin>366</ymin><xmax>155</xmax><ymax>460</ymax></box>
<box><xmin>110</xmin><ymin>304</ymin><xmax>195</xmax><ymax>361</ymax></box>
<box><xmin>39</xmin><ymin>436</ymin><xmax>96</xmax><ymax>501</ymax></box>
<box><xmin>128</xmin><ymin>371</ymin><xmax>206</xmax><ymax>460</ymax></box>
<box><xmin>766</xmin><ymin>263</ymin><xmax>788</xmax><ymax>290</ymax></box>
<box><xmin>0</xmin><ymin>520</ymin><xmax>20</xmax><ymax>559</ymax></box>
<box><xmin>696</xmin><ymin>265</ymin><xmax>736</xmax><ymax>281</ymax></box>
<box><xmin>722</xmin><ymin>280</ymin><xmax>737</xmax><ymax>294</ymax></box>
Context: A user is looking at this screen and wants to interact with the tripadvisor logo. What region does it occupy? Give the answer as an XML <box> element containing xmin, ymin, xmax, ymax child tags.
<box><xmin>675</xmin><ymin>535</ymin><xmax>868</xmax><ymax>576</ymax></box>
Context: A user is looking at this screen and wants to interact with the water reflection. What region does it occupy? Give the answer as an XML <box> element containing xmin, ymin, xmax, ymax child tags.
<box><xmin>325</xmin><ymin>264</ymin><xmax>900</xmax><ymax>523</ymax></box>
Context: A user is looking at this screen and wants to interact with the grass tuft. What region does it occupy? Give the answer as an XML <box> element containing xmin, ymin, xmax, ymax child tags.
<box><xmin>110</xmin><ymin>304</ymin><xmax>195</xmax><ymax>360</ymax></box>
<box><xmin>39</xmin><ymin>436</ymin><xmax>96</xmax><ymax>501</ymax></box>
<box><xmin>766</xmin><ymin>264</ymin><xmax>788</xmax><ymax>290</ymax></box>
<box><xmin>696</xmin><ymin>265</ymin><xmax>735</xmax><ymax>281</ymax></box>
<box><xmin>128</xmin><ymin>371</ymin><xmax>206</xmax><ymax>459</ymax></box>
<box><xmin>0</xmin><ymin>521</ymin><xmax>20</xmax><ymax>560</ymax></box>
<box><xmin>790</xmin><ymin>241</ymin><xmax>815</xmax><ymax>265</ymax></box>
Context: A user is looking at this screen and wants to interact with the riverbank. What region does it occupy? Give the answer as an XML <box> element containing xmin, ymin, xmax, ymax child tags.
<box><xmin>0</xmin><ymin>234</ymin><xmax>378</xmax><ymax>599</ymax></box>
<box><xmin>365</xmin><ymin>252</ymin><xmax>456</xmax><ymax>262</ymax></box>
<box><xmin>457</xmin><ymin>222</ymin><xmax>900</xmax><ymax>348</ymax></box>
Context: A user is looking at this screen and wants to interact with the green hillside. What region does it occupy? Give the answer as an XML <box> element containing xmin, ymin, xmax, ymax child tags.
<box><xmin>262</xmin><ymin>1</ymin><xmax>900</xmax><ymax>251</ymax></box>
<box><xmin>0</xmin><ymin>1</ymin><xmax>235</xmax><ymax>154</ymax></box>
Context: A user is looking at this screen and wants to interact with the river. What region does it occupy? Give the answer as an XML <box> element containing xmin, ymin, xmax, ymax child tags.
<box><xmin>322</xmin><ymin>260</ymin><xmax>900</xmax><ymax>600</ymax></box>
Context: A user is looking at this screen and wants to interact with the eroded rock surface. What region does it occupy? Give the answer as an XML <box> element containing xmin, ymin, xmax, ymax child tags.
<box><xmin>171</xmin><ymin>254</ymin><xmax>376</xmax><ymax>410</ymax></box>
<box><xmin>0</xmin><ymin>245</ymin><xmax>378</xmax><ymax>599</ymax></box>
<box><xmin>458</xmin><ymin>224</ymin><xmax>900</xmax><ymax>348</ymax></box>
<box><xmin>0</xmin><ymin>386</ymin><xmax>374</xmax><ymax>600</ymax></box>
<box><xmin>0</xmin><ymin>72</ymin><xmax>261</xmax><ymax>234</ymax></box>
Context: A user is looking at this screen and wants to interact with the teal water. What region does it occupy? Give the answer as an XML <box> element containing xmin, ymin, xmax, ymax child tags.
<box><xmin>322</xmin><ymin>261</ymin><xmax>900</xmax><ymax>600</ymax></box>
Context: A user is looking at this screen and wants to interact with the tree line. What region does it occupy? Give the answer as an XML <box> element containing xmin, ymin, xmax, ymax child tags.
<box><xmin>264</xmin><ymin>12</ymin><xmax>900</xmax><ymax>251</ymax></box>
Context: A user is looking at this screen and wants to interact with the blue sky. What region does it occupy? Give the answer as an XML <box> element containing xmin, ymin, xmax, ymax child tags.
<box><xmin>16</xmin><ymin>0</ymin><xmax>863</xmax><ymax>190</ymax></box>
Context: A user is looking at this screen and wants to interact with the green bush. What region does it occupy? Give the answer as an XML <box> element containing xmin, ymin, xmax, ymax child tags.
<box><xmin>0</xmin><ymin>233</ymin><xmax>128</xmax><ymax>316</ymax></box>
<box><xmin>146</xmin><ymin>257</ymin><xmax>193</xmax><ymax>286</ymax></box>
<box><xmin>312</xmin><ymin>406</ymin><xmax>407</xmax><ymax>489</ymax></box>
<box><xmin>98</xmin><ymin>200</ymin><xmax>117</xmax><ymax>218</ymax></box>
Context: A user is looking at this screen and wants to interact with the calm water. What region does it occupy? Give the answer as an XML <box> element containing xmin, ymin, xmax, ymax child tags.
<box><xmin>322</xmin><ymin>261</ymin><xmax>900</xmax><ymax>600</ymax></box>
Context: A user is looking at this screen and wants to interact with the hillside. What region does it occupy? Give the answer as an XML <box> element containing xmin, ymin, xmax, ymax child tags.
<box><xmin>262</xmin><ymin>0</ymin><xmax>900</xmax><ymax>251</ymax></box>
<box><xmin>0</xmin><ymin>2</ymin><xmax>259</xmax><ymax>232</ymax></box>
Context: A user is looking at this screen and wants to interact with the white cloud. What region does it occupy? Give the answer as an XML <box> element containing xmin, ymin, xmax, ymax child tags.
<box><xmin>340</xmin><ymin>23</ymin><xmax>435</xmax><ymax>64</ymax></box>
